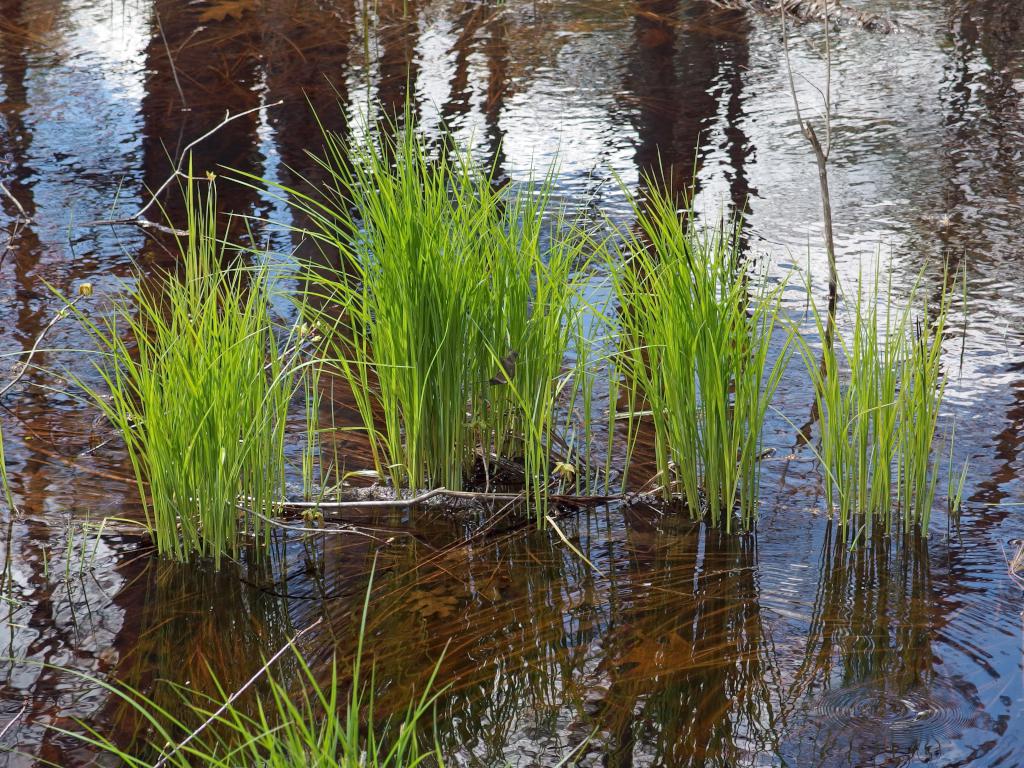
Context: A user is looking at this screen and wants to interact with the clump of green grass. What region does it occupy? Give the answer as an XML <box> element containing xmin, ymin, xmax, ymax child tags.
<box><xmin>66</xmin><ymin>178</ymin><xmax>295</xmax><ymax>566</ymax></box>
<box><xmin>284</xmin><ymin>123</ymin><xmax>593</xmax><ymax>517</ymax></box>
<box><xmin>798</xmin><ymin>264</ymin><xmax>959</xmax><ymax>541</ymax></box>
<box><xmin>610</xmin><ymin>185</ymin><xmax>791</xmax><ymax>531</ymax></box>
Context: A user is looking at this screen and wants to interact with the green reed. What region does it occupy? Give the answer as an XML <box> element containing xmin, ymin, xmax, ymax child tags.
<box><xmin>280</xmin><ymin>123</ymin><xmax>592</xmax><ymax>518</ymax></box>
<box><xmin>798</xmin><ymin>265</ymin><xmax>958</xmax><ymax>540</ymax></box>
<box><xmin>611</xmin><ymin>187</ymin><xmax>791</xmax><ymax>531</ymax></box>
<box><xmin>0</xmin><ymin>419</ymin><xmax>13</xmax><ymax>513</ymax></box>
<box><xmin>66</xmin><ymin>178</ymin><xmax>295</xmax><ymax>566</ymax></box>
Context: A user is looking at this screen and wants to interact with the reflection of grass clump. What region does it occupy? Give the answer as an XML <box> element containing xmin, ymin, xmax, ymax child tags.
<box><xmin>68</xmin><ymin>178</ymin><xmax>295</xmax><ymax>567</ymax></box>
<box><xmin>611</xmin><ymin>183</ymin><xmax>791</xmax><ymax>532</ymax></box>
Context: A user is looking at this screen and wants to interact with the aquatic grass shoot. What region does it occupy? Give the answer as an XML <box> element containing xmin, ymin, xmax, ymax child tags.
<box><xmin>65</xmin><ymin>178</ymin><xmax>295</xmax><ymax>566</ymax></box>
<box><xmin>611</xmin><ymin>185</ymin><xmax>791</xmax><ymax>531</ymax></box>
<box><xmin>797</xmin><ymin>264</ymin><xmax>959</xmax><ymax>540</ymax></box>
<box><xmin>0</xmin><ymin>418</ymin><xmax>13</xmax><ymax>514</ymax></box>
<box><xmin>284</xmin><ymin>122</ymin><xmax>594</xmax><ymax>517</ymax></box>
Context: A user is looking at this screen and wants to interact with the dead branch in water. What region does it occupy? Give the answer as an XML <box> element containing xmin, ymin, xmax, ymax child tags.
<box><xmin>270</xmin><ymin>486</ymin><xmax>639</xmax><ymax>514</ymax></box>
<box><xmin>83</xmin><ymin>101</ymin><xmax>283</xmax><ymax>237</ymax></box>
<box><xmin>238</xmin><ymin>486</ymin><xmax>654</xmax><ymax>546</ymax></box>
<box><xmin>1007</xmin><ymin>540</ymin><xmax>1024</xmax><ymax>591</ymax></box>
<box><xmin>709</xmin><ymin>0</ymin><xmax>898</xmax><ymax>33</ymax></box>
<box><xmin>0</xmin><ymin>181</ymin><xmax>31</xmax><ymax>271</ymax></box>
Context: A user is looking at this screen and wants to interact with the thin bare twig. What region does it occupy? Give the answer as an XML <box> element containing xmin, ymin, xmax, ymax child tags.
<box><xmin>0</xmin><ymin>296</ymin><xmax>83</xmax><ymax>401</ymax></box>
<box><xmin>0</xmin><ymin>700</ymin><xmax>27</xmax><ymax>742</ymax></box>
<box><xmin>240</xmin><ymin>504</ymin><xmax>391</xmax><ymax>541</ymax></box>
<box><xmin>84</xmin><ymin>101</ymin><xmax>283</xmax><ymax>234</ymax></box>
<box><xmin>0</xmin><ymin>181</ymin><xmax>29</xmax><ymax>221</ymax></box>
<box><xmin>155</xmin><ymin>11</ymin><xmax>187</xmax><ymax>110</ymax></box>
<box><xmin>152</xmin><ymin>616</ymin><xmax>323</xmax><ymax>768</ymax></box>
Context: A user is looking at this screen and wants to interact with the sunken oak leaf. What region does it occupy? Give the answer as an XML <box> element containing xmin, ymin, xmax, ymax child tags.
<box><xmin>198</xmin><ymin>0</ymin><xmax>258</xmax><ymax>23</ymax></box>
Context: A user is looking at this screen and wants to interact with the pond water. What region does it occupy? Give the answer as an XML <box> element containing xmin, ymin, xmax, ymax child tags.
<box><xmin>1</xmin><ymin>0</ymin><xmax>1022</xmax><ymax>765</ymax></box>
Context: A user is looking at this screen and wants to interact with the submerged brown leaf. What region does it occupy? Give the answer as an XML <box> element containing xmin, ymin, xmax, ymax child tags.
<box><xmin>198</xmin><ymin>0</ymin><xmax>259</xmax><ymax>23</ymax></box>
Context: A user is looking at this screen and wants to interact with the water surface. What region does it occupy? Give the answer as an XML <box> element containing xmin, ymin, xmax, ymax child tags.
<box><xmin>1</xmin><ymin>0</ymin><xmax>1022</xmax><ymax>765</ymax></box>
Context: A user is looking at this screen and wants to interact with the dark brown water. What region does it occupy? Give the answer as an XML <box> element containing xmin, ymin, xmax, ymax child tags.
<box><xmin>1</xmin><ymin>0</ymin><xmax>1022</xmax><ymax>765</ymax></box>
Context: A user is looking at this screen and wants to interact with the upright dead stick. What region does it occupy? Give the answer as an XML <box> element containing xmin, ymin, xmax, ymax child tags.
<box><xmin>155</xmin><ymin>12</ymin><xmax>187</xmax><ymax>110</ymax></box>
<box><xmin>782</xmin><ymin>0</ymin><xmax>838</xmax><ymax>334</ymax></box>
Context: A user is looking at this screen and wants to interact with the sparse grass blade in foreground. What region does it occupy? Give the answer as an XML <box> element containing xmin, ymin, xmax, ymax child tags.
<box><xmin>47</xmin><ymin>566</ymin><xmax>446</xmax><ymax>767</ymax></box>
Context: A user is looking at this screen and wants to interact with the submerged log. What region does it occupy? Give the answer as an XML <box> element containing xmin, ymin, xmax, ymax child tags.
<box><xmin>708</xmin><ymin>0</ymin><xmax>898</xmax><ymax>33</ymax></box>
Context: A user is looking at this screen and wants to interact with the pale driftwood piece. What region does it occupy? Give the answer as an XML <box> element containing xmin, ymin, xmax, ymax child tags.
<box><xmin>276</xmin><ymin>487</ymin><xmax>453</xmax><ymax>511</ymax></box>
<box><xmin>0</xmin><ymin>700</ymin><xmax>27</xmax><ymax>742</ymax></box>
<box><xmin>152</xmin><ymin>617</ymin><xmax>323</xmax><ymax>768</ymax></box>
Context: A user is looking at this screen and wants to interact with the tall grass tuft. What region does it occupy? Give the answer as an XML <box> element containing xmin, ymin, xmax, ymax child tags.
<box><xmin>66</xmin><ymin>178</ymin><xmax>294</xmax><ymax>566</ymax></box>
<box><xmin>798</xmin><ymin>264</ymin><xmax>958</xmax><ymax>541</ymax></box>
<box><xmin>283</xmin><ymin>123</ymin><xmax>593</xmax><ymax>518</ymax></box>
<box><xmin>611</xmin><ymin>185</ymin><xmax>791</xmax><ymax>531</ymax></box>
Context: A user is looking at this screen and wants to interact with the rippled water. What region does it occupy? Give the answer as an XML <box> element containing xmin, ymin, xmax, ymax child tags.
<box><xmin>0</xmin><ymin>0</ymin><xmax>1022</xmax><ymax>765</ymax></box>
